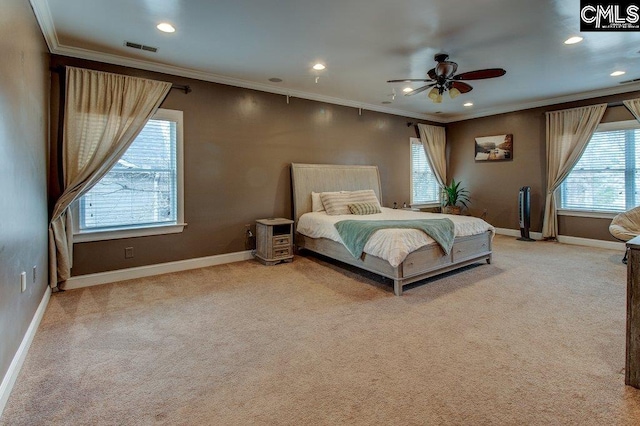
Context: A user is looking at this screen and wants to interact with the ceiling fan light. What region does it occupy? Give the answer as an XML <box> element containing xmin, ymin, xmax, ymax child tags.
<box><xmin>428</xmin><ymin>87</ymin><xmax>439</xmax><ymax>100</ymax></box>
<box><xmin>449</xmin><ymin>87</ymin><xmax>461</xmax><ymax>99</ymax></box>
<box><xmin>434</xmin><ymin>93</ymin><xmax>443</xmax><ymax>104</ymax></box>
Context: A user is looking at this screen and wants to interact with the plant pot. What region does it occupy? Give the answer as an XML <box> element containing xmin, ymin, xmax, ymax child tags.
<box><xmin>443</xmin><ymin>205</ymin><xmax>461</xmax><ymax>215</ymax></box>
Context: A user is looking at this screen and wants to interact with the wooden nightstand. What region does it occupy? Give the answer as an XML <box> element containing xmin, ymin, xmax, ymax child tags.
<box><xmin>255</xmin><ymin>218</ymin><xmax>294</xmax><ymax>265</ymax></box>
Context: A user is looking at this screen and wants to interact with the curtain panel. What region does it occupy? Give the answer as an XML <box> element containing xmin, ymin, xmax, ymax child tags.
<box><xmin>624</xmin><ymin>99</ymin><xmax>640</xmax><ymax>122</ymax></box>
<box><xmin>541</xmin><ymin>103</ymin><xmax>607</xmax><ymax>239</ymax></box>
<box><xmin>417</xmin><ymin>123</ymin><xmax>447</xmax><ymax>189</ymax></box>
<box><xmin>48</xmin><ymin>67</ymin><xmax>172</xmax><ymax>289</ymax></box>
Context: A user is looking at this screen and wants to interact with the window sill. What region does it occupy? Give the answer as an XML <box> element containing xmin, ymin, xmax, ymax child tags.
<box><xmin>74</xmin><ymin>223</ymin><xmax>187</xmax><ymax>243</ymax></box>
<box><xmin>557</xmin><ymin>209</ymin><xmax>618</xmax><ymax>219</ymax></box>
<box><xmin>411</xmin><ymin>203</ymin><xmax>440</xmax><ymax>209</ymax></box>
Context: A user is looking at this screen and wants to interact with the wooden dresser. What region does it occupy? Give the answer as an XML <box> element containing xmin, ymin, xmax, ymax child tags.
<box><xmin>626</xmin><ymin>235</ymin><xmax>640</xmax><ymax>389</ymax></box>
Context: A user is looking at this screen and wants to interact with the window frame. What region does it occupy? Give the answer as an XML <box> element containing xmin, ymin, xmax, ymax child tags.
<box><xmin>72</xmin><ymin>108</ymin><xmax>186</xmax><ymax>242</ymax></box>
<box><xmin>409</xmin><ymin>137</ymin><xmax>441</xmax><ymax>208</ymax></box>
<box><xmin>558</xmin><ymin>119</ymin><xmax>640</xmax><ymax>218</ymax></box>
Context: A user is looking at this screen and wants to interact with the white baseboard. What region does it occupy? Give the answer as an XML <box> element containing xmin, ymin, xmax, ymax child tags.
<box><xmin>556</xmin><ymin>235</ymin><xmax>625</xmax><ymax>250</ymax></box>
<box><xmin>494</xmin><ymin>227</ymin><xmax>543</xmax><ymax>240</ymax></box>
<box><xmin>0</xmin><ymin>286</ymin><xmax>51</xmax><ymax>417</ymax></box>
<box><xmin>64</xmin><ymin>250</ymin><xmax>255</xmax><ymax>290</ymax></box>
<box><xmin>494</xmin><ymin>228</ymin><xmax>625</xmax><ymax>250</ymax></box>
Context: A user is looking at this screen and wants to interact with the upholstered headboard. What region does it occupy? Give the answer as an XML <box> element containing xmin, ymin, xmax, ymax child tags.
<box><xmin>290</xmin><ymin>163</ymin><xmax>382</xmax><ymax>223</ymax></box>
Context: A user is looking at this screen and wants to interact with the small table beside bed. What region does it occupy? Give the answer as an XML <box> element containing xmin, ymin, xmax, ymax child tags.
<box><xmin>291</xmin><ymin>163</ymin><xmax>495</xmax><ymax>296</ymax></box>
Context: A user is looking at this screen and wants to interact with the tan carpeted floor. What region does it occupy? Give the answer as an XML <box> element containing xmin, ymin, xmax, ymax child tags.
<box><xmin>2</xmin><ymin>235</ymin><xmax>640</xmax><ymax>425</ymax></box>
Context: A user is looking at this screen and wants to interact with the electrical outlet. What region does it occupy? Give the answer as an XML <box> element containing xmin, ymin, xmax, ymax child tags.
<box><xmin>125</xmin><ymin>247</ymin><xmax>134</xmax><ymax>259</ymax></box>
<box><xmin>32</xmin><ymin>266</ymin><xmax>37</xmax><ymax>283</ymax></box>
<box><xmin>20</xmin><ymin>272</ymin><xmax>26</xmax><ymax>292</ymax></box>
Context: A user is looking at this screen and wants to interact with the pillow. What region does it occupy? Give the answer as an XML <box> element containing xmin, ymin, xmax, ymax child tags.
<box><xmin>320</xmin><ymin>191</ymin><xmax>353</xmax><ymax>215</ymax></box>
<box><xmin>347</xmin><ymin>189</ymin><xmax>382</xmax><ymax>210</ymax></box>
<box><xmin>320</xmin><ymin>189</ymin><xmax>382</xmax><ymax>216</ymax></box>
<box><xmin>348</xmin><ymin>202</ymin><xmax>382</xmax><ymax>215</ymax></box>
<box><xmin>311</xmin><ymin>191</ymin><xmax>325</xmax><ymax>212</ymax></box>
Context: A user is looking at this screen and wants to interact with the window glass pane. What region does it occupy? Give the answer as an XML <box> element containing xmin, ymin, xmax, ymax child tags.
<box><xmin>561</xmin><ymin>127</ymin><xmax>639</xmax><ymax>212</ymax></box>
<box><xmin>411</xmin><ymin>140</ymin><xmax>439</xmax><ymax>204</ymax></box>
<box><xmin>79</xmin><ymin>118</ymin><xmax>177</xmax><ymax>230</ymax></box>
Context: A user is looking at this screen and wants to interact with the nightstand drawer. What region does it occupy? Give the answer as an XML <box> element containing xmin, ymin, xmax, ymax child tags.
<box><xmin>273</xmin><ymin>247</ymin><xmax>291</xmax><ymax>258</ymax></box>
<box><xmin>273</xmin><ymin>235</ymin><xmax>290</xmax><ymax>246</ymax></box>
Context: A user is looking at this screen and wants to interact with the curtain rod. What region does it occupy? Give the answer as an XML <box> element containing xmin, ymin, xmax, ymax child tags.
<box><xmin>49</xmin><ymin>66</ymin><xmax>191</xmax><ymax>94</ymax></box>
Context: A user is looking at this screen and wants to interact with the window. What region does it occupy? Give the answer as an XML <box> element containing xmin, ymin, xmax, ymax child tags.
<box><xmin>74</xmin><ymin>109</ymin><xmax>185</xmax><ymax>242</ymax></box>
<box><xmin>410</xmin><ymin>137</ymin><xmax>440</xmax><ymax>205</ymax></box>
<box><xmin>560</xmin><ymin>120</ymin><xmax>640</xmax><ymax>214</ymax></box>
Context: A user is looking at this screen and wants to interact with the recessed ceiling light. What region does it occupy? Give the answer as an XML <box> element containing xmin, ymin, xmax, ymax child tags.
<box><xmin>268</xmin><ymin>77</ymin><xmax>283</xmax><ymax>82</ymax></box>
<box><xmin>564</xmin><ymin>36</ymin><xmax>583</xmax><ymax>45</ymax></box>
<box><xmin>463</xmin><ymin>102</ymin><xmax>474</xmax><ymax>107</ymax></box>
<box><xmin>611</xmin><ymin>70</ymin><xmax>626</xmax><ymax>76</ymax></box>
<box><xmin>402</xmin><ymin>87</ymin><xmax>413</xmax><ymax>93</ymax></box>
<box><xmin>157</xmin><ymin>23</ymin><xmax>176</xmax><ymax>33</ymax></box>
<box><xmin>313</xmin><ymin>63</ymin><xmax>326</xmax><ymax>71</ymax></box>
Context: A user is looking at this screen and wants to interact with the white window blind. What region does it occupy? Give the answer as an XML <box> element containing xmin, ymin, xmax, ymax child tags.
<box><xmin>76</xmin><ymin>109</ymin><xmax>184</xmax><ymax>238</ymax></box>
<box><xmin>561</xmin><ymin>123</ymin><xmax>640</xmax><ymax>213</ymax></box>
<box><xmin>410</xmin><ymin>138</ymin><xmax>440</xmax><ymax>205</ymax></box>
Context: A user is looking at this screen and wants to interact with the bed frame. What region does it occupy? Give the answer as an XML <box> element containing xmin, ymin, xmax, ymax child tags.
<box><xmin>290</xmin><ymin>163</ymin><xmax>492</xmax><ymax>296</ymax></box>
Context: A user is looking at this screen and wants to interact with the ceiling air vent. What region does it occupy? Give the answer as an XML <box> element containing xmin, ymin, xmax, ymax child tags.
<box><xmin>124</xmin><ymin>41</ymin><xmax>158</xmax><ymax>53</ymax></box>
<box><xmin>620</xmin><ymin>77</ymin><xmax>640</xmax><ymax>84</ymax></box>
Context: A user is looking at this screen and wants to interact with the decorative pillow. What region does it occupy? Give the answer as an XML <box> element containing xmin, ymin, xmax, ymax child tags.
<box><xmin>311</xmin><ymin>191</ymin><xmax>325</xmax><ymax>212</ymax></box>
<box><xmin>320</xmin><ymin>189</ymin><xmax>382</xmax><ymax>215</ymax></box>
<box><xmin>348</xmin><ymin>202</ymin><xmax>382</xmax><ymax>215</ymax></box>
<box><xmin>347</xmin><ymin>189</ymin><xmax>382</xmax><ymax>210</ymax></box>
<box><xmin>320</xmin><ymin>191</ymin><xmax>353</xmax><ymax>215</ymax></box>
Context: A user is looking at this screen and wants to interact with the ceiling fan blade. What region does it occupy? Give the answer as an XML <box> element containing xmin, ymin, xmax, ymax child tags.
<box><xmin>451</xmin><ymin>81</ymin><xmax>473</xmax><ymax>93</ymax></box>
<box><xmin>404</xmin><ymin>83</ymin><xmax>436</xmax><ymax>96</ymax></box>
<box><xmin>387</xmin><ymin>78</ymin><xmax>433</xmax><ymax>83</ymax></box>
<box><xmin>453</xmin><ymin>68</ymin><xmax>506</xmax><ymax>80</ymax></box>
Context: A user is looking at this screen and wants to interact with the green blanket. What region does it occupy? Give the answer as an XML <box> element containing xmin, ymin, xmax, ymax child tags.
<box><xmin>334</xmin><ymin>219</ymin><xmax>455</xmax><ymax>259</ymax></box>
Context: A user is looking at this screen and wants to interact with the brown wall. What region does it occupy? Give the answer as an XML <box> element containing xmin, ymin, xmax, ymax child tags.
<box><xmin>49</xmin><ymin>56</ymin><xmax>434</xmax><ymax>276</ymax></box>
<box><xmin>447</xmin><ymin>92</ymin><xmax>640</xmax><ymax>239</ymax></box>
<box><xmin>0</xmin><ymin>1</ymin><xmax>50</xmax><ymax>386</ymax></box>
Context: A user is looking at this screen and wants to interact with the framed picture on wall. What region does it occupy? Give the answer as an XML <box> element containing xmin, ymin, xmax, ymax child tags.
<box><xmin>474</xmin><ymin>134</ymin><xmax>513</xmax><ymax>161</ymax></box>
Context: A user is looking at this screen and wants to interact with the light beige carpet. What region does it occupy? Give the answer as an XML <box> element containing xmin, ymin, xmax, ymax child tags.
<box><xmin>2</xmin><ymin>235</ymin><xmax>640</xmax><ymax>425</ymax></box>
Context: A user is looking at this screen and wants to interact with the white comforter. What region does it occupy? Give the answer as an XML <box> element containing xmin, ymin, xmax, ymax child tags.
<box><xmin>296</xmin><ymin>207</ymin><xmax>495</xmax><ymax>267</ymax></box>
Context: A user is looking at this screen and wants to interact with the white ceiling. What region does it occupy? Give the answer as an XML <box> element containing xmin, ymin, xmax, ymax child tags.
<box><xmin>31</xmin><ymin>0</ymin><xmax>640</xmax><ymax>122</ymax></box>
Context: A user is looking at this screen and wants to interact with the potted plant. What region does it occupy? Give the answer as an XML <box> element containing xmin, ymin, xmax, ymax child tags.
<box><xmin>441</xmin><ymin>179</ymin><xmax>470</xmax><ymax>215</ymax></box>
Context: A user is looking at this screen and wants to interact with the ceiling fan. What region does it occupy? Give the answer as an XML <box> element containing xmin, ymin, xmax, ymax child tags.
<box><xmin>388</xmin><ymin>53</ymin><xmax>506</xmax><ymax>103</ymax></box>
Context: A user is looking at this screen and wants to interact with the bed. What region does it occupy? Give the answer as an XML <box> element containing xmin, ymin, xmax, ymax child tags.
<box><xmin>291</xmin><ymin>163</ymin><xmax>494</xmax><ymax>296</ymax></box>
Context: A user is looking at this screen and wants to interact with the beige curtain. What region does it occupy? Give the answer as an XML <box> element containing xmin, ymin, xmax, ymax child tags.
<box><xmin>542</xmin><ymin>104</ymin><xmax>607</xmax><ymax>238</ymax></box>
<box><xmin>417</xmin><ymin>123</ymin><xmax>447</xmax><ymax>188</ymax></box>
<box><xmin>49</xmin><ymin>67</ymin><xmax>172</xmax><ymax>289</ymax></box>
<box><xmin>624</xmin><ymin>99</ymin><xmax>640</xmax><ymax>122</ymax></box>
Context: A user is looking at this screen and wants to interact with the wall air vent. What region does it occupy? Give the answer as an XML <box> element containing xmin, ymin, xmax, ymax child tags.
<box><xmin>620</xmin><ymin>77</ymin><xmax>640</xmax><ymax>84</ymax></box>
<box><xmin>124</xmin><ymin>41</ymin><xmax>158</xmax><ymax>53</ymax></box>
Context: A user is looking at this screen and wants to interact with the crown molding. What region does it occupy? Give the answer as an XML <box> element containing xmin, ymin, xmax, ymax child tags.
<box><xmin>439</xmin><ymin>82</ymin><xmax>640</xmax><ymax>123</ymax></box>
<box><xmin>30</xmin><ymin>0</ymin><xmax>640</xmax><ymax>125</ymax></box>
<box><xmin>29</xmin><ymin>0</ymin><xmax>58</xmax><ymax>52</ymax></box>
<box><xmin>51</xmin><ymin>43</ymin><xmax>439</xmax><ymax>122</ymax></box>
